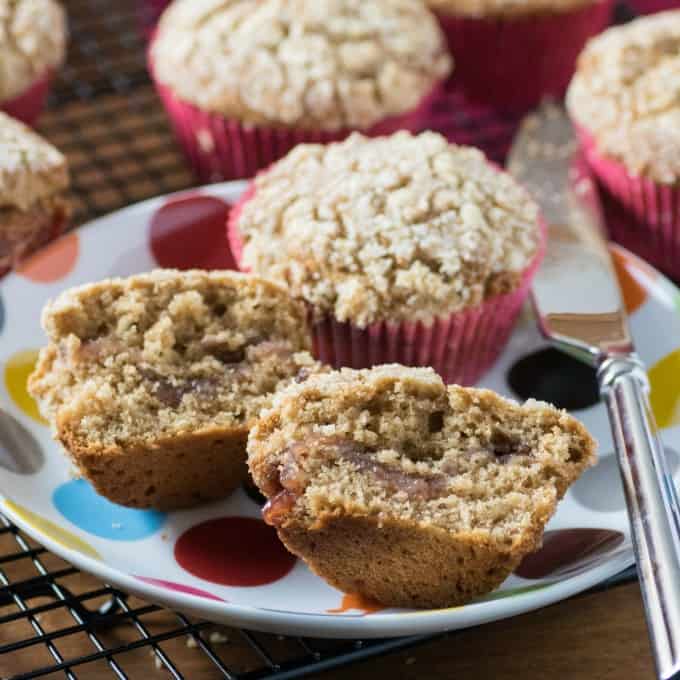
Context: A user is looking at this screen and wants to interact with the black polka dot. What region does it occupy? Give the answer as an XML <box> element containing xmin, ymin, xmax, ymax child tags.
<box><xmin>507</xmin><ymin>348</ymin><xmax>599</xmax><ymax>411</ymax></box>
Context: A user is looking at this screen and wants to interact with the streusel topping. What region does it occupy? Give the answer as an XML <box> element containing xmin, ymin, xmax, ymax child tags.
<box><xmin>0</xmin><ymin>0</ymin><xmax>67</xmax><ymax>101</ymax></box>
<box><xmin>427</xmin><ymin>0</ymin><xmax>596</xmax><ymax>18</ymax></box>
<box><xmin>0</xmin><ymin>112</ymin><xmax>69</xmax><ymax>211</ymax></box>
<box><xmin>235</xmin><ymin>132</ymin><xmax>540</xmax><ymax>327</ymax></box>
<box><xmin>567</xmin><ymin>11</ymin><xmax>680</xmax><ymax>184</ymax></box>
<box><xmin>151</xmin><ymin>0</ymin><xmax>451</xmax><ymax>130</ymax></box>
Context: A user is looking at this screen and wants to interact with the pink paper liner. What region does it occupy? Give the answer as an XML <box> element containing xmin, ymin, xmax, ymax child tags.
<box><xmin>434</xmin><ymin>0</ymin><xmax>613</xmax><ymax>113</ymax></box>
<box><xmin>228</xmin><ymin>188</ymin><xmax>546</xmax><ymax>386</ymax></box>
<box><xmin>576</xmin><ymin>124</ymin><xmax>680</xmax><ymax>279</ymax></box>
<box><xmin>0</xmin><ymin>70</ymin><xmax>53</xmax><ymax>126</ymax></box>
<box><xmin>0</xmin><ymin>208</ymin><xmax>69</xmax><ymax>279</ymax></box>
<box><xmin>148</xmin><ymin>46</ymin><xmax>444</xmax><ymax>182</ymax></box>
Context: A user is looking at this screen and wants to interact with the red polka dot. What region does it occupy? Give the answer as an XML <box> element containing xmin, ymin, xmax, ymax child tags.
<box><xmin>175</xmin><ymin>517</ymin><xmax>296</xmax><ymax>587</ymax></box>
<box><xmin>150</xmin><ymin>194</ymin><xmax>236</xmax><ymax>270</ymax></box>
<box><xmin>134</xmin><ymin>575</ymin><xmax>225</xmax><ymax>601</ymax></box>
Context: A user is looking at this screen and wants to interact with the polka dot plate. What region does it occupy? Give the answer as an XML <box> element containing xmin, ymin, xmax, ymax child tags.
<box><xmin>1</xmin><ymin>181</ymin><xmax>680</xmax><ymax>638</ymax></box>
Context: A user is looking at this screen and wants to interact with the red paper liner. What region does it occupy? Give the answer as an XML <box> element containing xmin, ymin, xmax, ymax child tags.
<box><xmin>228</xmin><ymin>191</ymin><xmax>546</xmax><ymax>385</ymax></box>
<box><xmin>434</xmin><ymin>0</ymin><xmax>613</xmax><ymax>113</ymax></box>
<box><xmin>0</xmin><ymin>70</ymin><xmax>53</xmax><ymax>126</ymax></box>
<box><xmin>148</xmin><ymin>47</ymin><xmax>444</xmax><ymax>182</ymax></box>
<box><xmin>0</xmin><ymin>208</ymin><xmax>69</xmax><ymax>278</ymax></box>
<box><xmin>577</xmin><ymin>124</ymin><xmax>680</xmax><ymax>278</ymax></box>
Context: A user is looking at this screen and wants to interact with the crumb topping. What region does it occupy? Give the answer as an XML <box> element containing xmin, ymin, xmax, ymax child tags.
<box><xmin>0</xmin><ymin>112</ymin><xmax>69</xmax><ymax>210</ymax></box>
<box><xmin>427</xmin><ymin>0</ymin><xmax>597</xmax><ymax>18</ymax></box>
<box><xmin>0</xmin><ymin>0</ymin><xmax>67</xmax><ymax>101</ymax></box>
<box><xmin>151</xmin><ymin>0</ymin><xmax>451</xmax><ymax>130</ymax></box>
<box><xmin>235</xmin><ymin>132</ymin><xmax>540</xmax><ymax>326</ymax></box>
<box><xmin>567</xmin><ymin>10</ymin><xmax>680</xmax><ymax>184</ymax></box>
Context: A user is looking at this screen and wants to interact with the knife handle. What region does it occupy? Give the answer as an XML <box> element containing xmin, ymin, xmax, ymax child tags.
<box><xmin>599</xmin><ymin>355</ymin><xmax>680</xmax><ymax>680</ymax></box>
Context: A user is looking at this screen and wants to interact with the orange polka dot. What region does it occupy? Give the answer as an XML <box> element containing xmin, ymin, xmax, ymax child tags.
<box><xmin>4</xmin><ymin>349</ymin><xmax>46</xmax><ymax>425</ymax></box>
<box><xmin>327</xmin><ymin>593</ymin><xmax>384</xmax><ymax>615</ymax></box>
<box><xmin>650</xmin><ymin>349</ymin><xmax>680</xmax><ymax>429</ymax></box>
<box><xmin>17</xmin><ymin>232</ymin><xmax>79</xmax><ymax>283</ymax></box>
<box><xmin>610</xmin><ymin>247</ymin><xmax>649</xmax><ymax>316</ymax></box>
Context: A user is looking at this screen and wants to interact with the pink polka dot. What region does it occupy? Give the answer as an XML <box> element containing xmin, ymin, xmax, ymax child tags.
<box><xmin>175</xmin><ymin>517</ymin><xmax>296</xmax><ymax>587</ymax></box>
<box><xmin>149</xmin><ymin>194</ymin><xmax>236</xmax><ymax>270</ymax></box>
<box><xmin>134</xmin><ymin>575</ymin><xmax>225</xmax><ymax>601</ymax></box>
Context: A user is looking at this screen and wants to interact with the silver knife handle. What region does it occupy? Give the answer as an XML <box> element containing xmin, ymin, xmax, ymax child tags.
<box><xmin>599</xmin><ymin>355</ymin><xmax>680</xmax><ymax>680</ymax></box>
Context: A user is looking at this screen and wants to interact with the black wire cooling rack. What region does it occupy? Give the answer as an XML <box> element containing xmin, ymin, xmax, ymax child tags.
<box><xmin>0</xmin><ymin>1</ymin><xmax>639</xmax><ymax>678</ymax></box>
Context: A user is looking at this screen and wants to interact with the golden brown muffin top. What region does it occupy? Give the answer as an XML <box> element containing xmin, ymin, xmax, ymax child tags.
<box><xmin>567</xmin><ymin>10</ymin><xmax>680</xmax><ymax>184</ymax></box>
<box><xmin>235</xmin><ymin>131</ymin><xmax>540</xmax><ymax>327</ymax></box>
<box><xmin>151</xmin><ymin>0</ymin><xmax>451</xmax><ymax>131</ymax></box>
<box><xmin>0</xmin><ymin>112</ymin><xmax>69</xmax><ymax>211</ymax></box>
<box><xmin>0</xmin><ymin>0</ymin><xmax>67</xmax><ymax>101</ymax></box>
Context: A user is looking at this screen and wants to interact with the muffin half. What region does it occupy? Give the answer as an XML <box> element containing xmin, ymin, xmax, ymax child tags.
<box><xmin>248</xmin><ymin>365</ymin><xmax>596</xmax><ymax>608</ymax></box>
<box><xmin>29</xmin><ymin>270</ymin><xmax>321</xmax><ymax>510</ymax></box>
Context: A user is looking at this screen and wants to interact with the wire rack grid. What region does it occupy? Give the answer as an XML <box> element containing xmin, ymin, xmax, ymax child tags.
<box><xmin>0</xmin><ymin>0</ymin><xmax>637</xmax><ymax>678</ymax></box>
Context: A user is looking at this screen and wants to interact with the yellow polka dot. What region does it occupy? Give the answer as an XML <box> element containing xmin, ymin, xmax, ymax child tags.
<box><xmin>4</xmin><ymin>499</ymin><xmax>100</xmax><ymax>560</ymax></box>
<box><xmin>650</xmin><ymin>349</ymin><xmax>680</xmax><ymax>429</ymax></box>
<box><xmin>4</xmin><ymin>349</ymin><xmax>46</xmax><ymax>425</ymax></box>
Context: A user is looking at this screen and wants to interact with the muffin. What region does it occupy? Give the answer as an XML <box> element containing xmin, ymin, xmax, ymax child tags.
<box><xmin>427</xmin><ymin>0</ymin><xmax>613</xmax><ymax>112</ymax></box>
<box><xmin>228</xmin><ymin>131</ymin><xmax>545</xmax><ymax>386</ymax></box>
<box><xmin>0</xmin><ymin>112</ymin><xmax>70</xmax><ymax>277</ymax></box>
<box><xmin>567</xmin><ymin>11</ymin><xmax>680</xmax><ymax>278</ymax></box>
<box><xmin>0</xmin><ymin>0</ymin><xmax>67</xmax><ymax>125</ymax></box>
<box><xmin>148</xmin><ymin>0</ymin><xmax>451</xmax><ymax>182</ymax></box>
<box><xmin>248</xmin><ymin>365</ymin><xmax>596</xmax><ymax>608</ymax></box>
<box><xmin>28</xmin><ymin>270</ymin><xmax>322</xmax><ymax>510</ymax></box>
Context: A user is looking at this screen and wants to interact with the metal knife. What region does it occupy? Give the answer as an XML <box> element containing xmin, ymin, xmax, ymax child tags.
<box><xmin>508</xmin><ymin>104</ymin><xmax>680</xmax><ymax>680</ymax></box>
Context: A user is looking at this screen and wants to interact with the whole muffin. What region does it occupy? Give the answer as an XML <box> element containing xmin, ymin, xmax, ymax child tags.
<box><xmin>248</xmin><ymin>365</ymin><xmax>596</xmax><ymax>608</ymax></box>
<box><xmin>567</xmin><ymin>10</ymin><xmax>680</xmax><ymax>278</ymax></box>
<box><xmin>0</xmin><ymin>112</ymin><xmax>70</xmax><ymax>276</ymax></box>
<box><xmin>149</xmin><ymin>0</ymin><xmax>451</xmax><ymax>181</ymax></box>
<box><xmin>427</xmin><ymin>0</ymin><xmax>613</xmax><ymax>112</ymax></box>
<box><xmin>229</xmin><ymin>131</ymin><xmax>545</xmax><ymax>385</ymax></box>
<box><xmin>0</xmin><ymin>0</ymin><xmax>67</xmax><ymax>125</ymax></box>
<box><xmin>28</xmin><ymin>270</ymin><xmax>323</xmax><ymax>510</ymax></box>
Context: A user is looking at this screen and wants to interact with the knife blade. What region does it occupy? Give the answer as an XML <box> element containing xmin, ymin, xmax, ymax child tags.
<box><xmin>508</xmin><ymin>104</ymin><xmax>680</xmax><ymax>680</ymax></box>
<box><xmin>507</xmin><ymin>104</ymin><xmax>633</xmax><ymax>362</ymax></box>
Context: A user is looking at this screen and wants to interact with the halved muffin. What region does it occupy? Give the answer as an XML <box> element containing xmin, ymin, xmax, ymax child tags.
<box><xmin>29</xmin><ymin>269</ymin><xmax>321</xmax><ymax>510</ymax></box>
<box><xmin>248</xmin><ymin>365</ymin><xmax>596</xmax><ymax>608</ymax></box>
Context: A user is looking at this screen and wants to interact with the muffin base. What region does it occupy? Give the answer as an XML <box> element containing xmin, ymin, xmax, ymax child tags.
<box><xmin>150</xmin><ymin>51</ymin><xmax>444</xmax><ymax>182</ymax></box>
<box><xmin>577</xmin><ymin>125</ymin><xmax>680</xmax><ymax>279</ymax></box>
<box><xmin>0</xmin><ymin>70</ymin><xmax>53</xmax><ymax>126</ymax></box>
<box><xmin>277</xmin><ymin>513</ymin><xmax>546</xmax><ymax>609</ymax></box>
<box><xmin>59</xmin><ymin>423</ymin><xmax>249</xmax><ymax>511</ymax></box>
<box><xmin>435</xmin><ymin>0</ymin><xmax>613</xmax><ymax>112</ymax></box>
<box><xmin>0</xmin><ymin>199</ymin><xmax>70</xmax><ymax>278</ymax></box>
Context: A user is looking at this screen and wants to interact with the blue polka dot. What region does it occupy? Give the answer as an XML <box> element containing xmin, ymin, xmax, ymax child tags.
<box><xmin>53</xmin><ymin>479</ymin><xmax>166</xmax><ymax>540</ymax></box>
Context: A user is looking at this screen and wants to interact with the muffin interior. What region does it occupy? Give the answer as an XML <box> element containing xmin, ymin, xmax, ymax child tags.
<box><xmin>29</xmin><ymin>271</ymin><xmax>316</xmax><ymax>446</ymax></box>
<box><xmin>251</xmin><ymin>367</ymin><xmax>595</xmax><ymax>545</ymax></box>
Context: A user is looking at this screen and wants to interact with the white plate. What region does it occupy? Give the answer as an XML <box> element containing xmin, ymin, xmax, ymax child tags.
<box><xmin>2</xmin><ymin>181</ymin><xmax>680</xmax><ymax>638</ymax></box>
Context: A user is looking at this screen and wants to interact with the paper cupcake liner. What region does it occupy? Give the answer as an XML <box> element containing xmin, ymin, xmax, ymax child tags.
<box><xmin>228</xmin><ymin>192</ymin><xmax>546</xmax><ymax>385</ymax></box>
<box><xmin>149</xmin><ymin>49</ymin><xmax>443</xmax><ymax>182</ymax></box>
<box><xmin>0</xmin><ymin>70</ymin><xmax>53</xmax><ymax>126</ymax></box>
<box><xmin>577</xmin><ymin>125</ymin><xmax>680</xmax><ymax>279</ymax></box>
<box><xmin>434</xmin><ymin>0</ymin><xmax>613</xmax><ymax>112</ymax></box>
<box><xmin>0</xmin><ymin>208</ymin><xmax>69</xmax><ymax>279</ymax></box>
